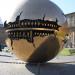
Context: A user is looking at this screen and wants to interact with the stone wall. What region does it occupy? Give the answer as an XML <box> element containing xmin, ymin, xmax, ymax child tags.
<box><xmin>0</xmin><ymin>27</ymin><xmax>8</xmax><ymax>45</ymax></box>
<box><xmin>66</xmin><ymin>12</ymin><xmax>75</xmax><ymax>48</ymax></box>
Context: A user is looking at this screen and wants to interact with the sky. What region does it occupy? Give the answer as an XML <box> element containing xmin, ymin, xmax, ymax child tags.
<box><xmin>51</xmin><ymin>0</ymin><xmax>75</xmax><ymax>14</ymax></box>
<box><xmin>0</xmin><ymin>0</ymin><xmax>75</xmax><ymax>23</ymax></box>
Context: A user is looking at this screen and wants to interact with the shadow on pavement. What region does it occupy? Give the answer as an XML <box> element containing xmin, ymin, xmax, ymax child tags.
<box><xmin>26</xmin><ymin>63</ymin><xmax>75</xmax><ymax>75</ymax></box>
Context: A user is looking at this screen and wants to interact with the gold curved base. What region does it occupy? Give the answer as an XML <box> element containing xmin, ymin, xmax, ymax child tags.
<box><xmin>6</xmin><ymin>35</ymin><xmax>60</xmax><ymax>63</ymax></box>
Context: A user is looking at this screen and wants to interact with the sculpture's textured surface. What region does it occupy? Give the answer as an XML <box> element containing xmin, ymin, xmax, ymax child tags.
<box><xmin>5</xmin><ymin>0</ymin><xmax>69</xmax><ymax>63</ymax></box>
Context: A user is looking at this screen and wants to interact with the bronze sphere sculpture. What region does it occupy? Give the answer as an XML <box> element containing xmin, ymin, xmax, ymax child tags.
<box><xmin>5</xmin><ymin>0</ymin><xmax>69</xmax><ymax>63</ymax></box>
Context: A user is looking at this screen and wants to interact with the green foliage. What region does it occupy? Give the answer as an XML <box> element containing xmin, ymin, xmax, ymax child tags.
<box><xmin>58</xmin><ymin>48</ymin><xmax>75</xmax><ymax>56</ymax></box>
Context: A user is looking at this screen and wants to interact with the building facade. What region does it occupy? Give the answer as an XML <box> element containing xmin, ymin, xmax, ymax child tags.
<box><xmin>66</xmin><ymin>12</ymin><xmax>75</xmax><ymax>48</ymax></box>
